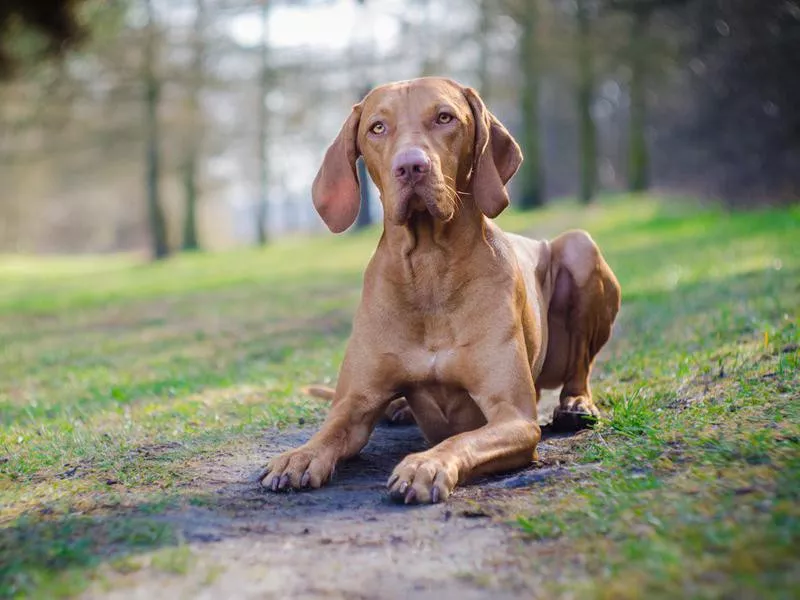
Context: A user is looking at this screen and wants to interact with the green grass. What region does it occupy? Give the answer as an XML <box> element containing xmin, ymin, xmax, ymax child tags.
<box><xmin>1</xmin><ymin>195</ymin><xmax>798</xmax><ymax>598</ymax></box>
<box><xmin>511</xmin><ymin>198</ymin><xmax>799</xmax><ymax>598</ymax></box>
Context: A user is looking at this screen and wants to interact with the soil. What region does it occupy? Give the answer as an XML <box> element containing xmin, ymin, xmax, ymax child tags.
<box><xmin>88</xmin><ymin>393</ymin><xmax>594</xmax><ymax>600</ymax></box>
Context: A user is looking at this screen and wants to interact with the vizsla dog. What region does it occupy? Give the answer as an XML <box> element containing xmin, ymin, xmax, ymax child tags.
<box><xmin>259</xmin><ymin>77</ymin><xmax>620</xmax><ymax>504</ymax></box>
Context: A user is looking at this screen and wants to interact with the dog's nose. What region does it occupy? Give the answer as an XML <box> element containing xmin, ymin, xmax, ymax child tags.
<box><xmin>392</xmin><ymin>148</ymin><xmax>431</xmax><ymax>185</ymax></box>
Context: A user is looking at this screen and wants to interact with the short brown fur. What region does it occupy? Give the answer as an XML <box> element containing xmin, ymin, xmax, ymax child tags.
<box><xmin>260</xmin><ymin>78</ymin><xmax>621</xmax><ymax>504</ymax></box>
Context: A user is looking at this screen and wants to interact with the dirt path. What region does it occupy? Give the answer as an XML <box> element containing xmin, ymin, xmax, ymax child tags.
<box><xmin>88</xmin><ymin>394</ymin><xmax>590</xmax><ymax>599</ymax></box>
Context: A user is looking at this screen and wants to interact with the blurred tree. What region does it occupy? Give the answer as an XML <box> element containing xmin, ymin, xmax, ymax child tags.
<box><xmin>2</xmin><ymin>0</ymin><xmax>796</xmax><ymax>256</ymax></box>
<box><xmin>354</xmin><ymin>0</ymin><xmax>373</xmax><ymax>230</ymax></box>
<box><xmin>476</xmin><ymin>0</ymin><xmax>492</xmax><ymax>98</ymax></box>
<box><xmin>143</xmin><ymin>0</ymin><xmax>168</xmax><ymax>259</ymax></box>
<box><xmin>0</xmin><ymin>1</ymin><xmax>146</xmax><ymax>253</ymax></box>
<box><xmin>0</xmin><ymin>0</ymin><xmax>88</xmax><ymax>79</ymax></box>
<box><xmin>518</xmin><ymin>0</ymin><xmax>545</xmax><ymax>209</ymax></box>
<box><xmin>255</xmin><ymin>0</ymin><xmax>270</xmax><ymax>245</ymax></box>
<box><xmin>355</xmin><ymin>156</ymin><xmax>373</xmax><ymax>229</ymax></box>
<box><xmin>502</xmin><ymin>0</ymin><xmax>545</xmax><ymax>209</ymax></box>
<box><xmin>181</xmin><ymin>0</ymin><xmax>206</xmax><ymax>252</ymax></box>
<box><xmin>625</xmin><ymin>3</ymin><xmax>649</xmax><ymax>192</ymax></box>
<box><xmin>575</xmin><ymin>0</ymin><xmax>598</xmax><ymax>203</ymax></box>
<box><xmin>678</xmin><ymin>0</ymin><xmax>800</xmax><ymax>203</ymax></box>
<box><xmin>606</xmin><ymin>0</ymin><xmax>688</xmax><ymax>192</ymax></box>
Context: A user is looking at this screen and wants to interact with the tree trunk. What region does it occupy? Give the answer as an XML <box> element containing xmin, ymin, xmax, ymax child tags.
<box><xmin>143</xmin><ymin>0</ymin><xmax>168</xmax><ymax>259</ymax></box>
<box><xmin>476</xmin><ymin>0</ymin><xmax>492</xmax><ymax>98</ymax></box>
<box><xmin>353</xmin><ymin>3</ymin><xmax>373</xmax><ymax>230</ymax></box>
<box><xmin>354</xmin><ymin>83</ymin><xmax>373</xmax><ymax>229</ymax></box>
<box><xmin>576</xmin><ymin>0</ymin><xmax>597</xmax><ymax>204</ymax></box>
<box><xmin>518</xmin><ymin>0</ymin><xmax>544</xmax><ymax>210</ymax></box>
<box><xmin>182</xmin><ymin>157</ymin><xmax>199</xmax><ymax>250</ymax></box>
<box><xmin>255</xmin><ymin>1</ymin><xmax>269</xmax><ymax>245</ymax></box>
<box><xmin>182</xmin><ymin>0</ymin><xmax>204</xmax><ymax>251</ymax></box>
<box><xmin>354</xmin><ymin>157</ymin><xmax>373</xmax><ymax>229</ymax></box>
<box><xmin>627</xmin><ymin>5</ymin><xmax>650</xmax><ymax>192</ymax></box>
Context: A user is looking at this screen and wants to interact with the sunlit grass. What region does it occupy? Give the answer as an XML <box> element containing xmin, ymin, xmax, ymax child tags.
<box><xmin>0</xmin><ymin>194</ymin><xmax>798</xmax><ymax>598</ymax></box>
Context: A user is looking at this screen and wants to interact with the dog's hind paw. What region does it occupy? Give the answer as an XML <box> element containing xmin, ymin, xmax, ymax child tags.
<box><xmin>551</xmin><ymin>396</ymin><xmax>600</xmax><ymax>433</ymax></box>
<box><xmin>384</xmin><ymin>398</ymin><xmax>415</xmax><ymax>425</ymax></box>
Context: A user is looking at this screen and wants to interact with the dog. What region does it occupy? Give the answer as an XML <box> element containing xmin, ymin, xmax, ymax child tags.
<box><xmin>259</xmin><ymin>77</ymin><xmax>621</xmax><ymax>504</ymax></box>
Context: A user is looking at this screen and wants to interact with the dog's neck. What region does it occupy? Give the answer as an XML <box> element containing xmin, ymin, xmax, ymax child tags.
<box><xmin>377</xmin><ymin>198</ymin><xmax>491</xmax><ymax>296</ymax></box>
<box><xmin>388</xmin><ymin>198</ymin><xmax>483</xmax><ymax>251</ymax></box>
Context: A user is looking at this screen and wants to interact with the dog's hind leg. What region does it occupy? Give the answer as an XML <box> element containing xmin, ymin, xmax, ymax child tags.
<box><xmin>303</xmin><ymin>385</ymin><xmax>414</xmax><ymax>425</ymax></box>
<box><xmin>541</xmin><ymin>230</ymin><xmax>621</xmax><ymax>431</ymax></box>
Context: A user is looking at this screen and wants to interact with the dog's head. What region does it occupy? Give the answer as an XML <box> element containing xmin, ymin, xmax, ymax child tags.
<box><xmin>311</xmin><ymin>77</ymin><xmax>523</xmax><ymax>233</ymax></box>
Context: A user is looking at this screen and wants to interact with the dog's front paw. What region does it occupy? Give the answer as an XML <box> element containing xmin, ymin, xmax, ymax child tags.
<box><xmin>387</xmin><ymin>452</ymin><xmax>458</xmax><ymax>504</ymax></box>
<box><xmin>258</xmin><ymin>445</ymin><xmax>336</xmax><ymax>491</ymax></box>
<box><xmin>551</xmin><ymin>395</ymin><xmax>600</xmax><ymax>432</ymax></box>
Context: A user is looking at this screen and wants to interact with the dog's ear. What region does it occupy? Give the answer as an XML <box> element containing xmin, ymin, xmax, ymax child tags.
<box><xmin>312</xmin><ymin>103</ymin><xmax>363</xmax><ymax>233</ymax></box>
<box><xmin>464</xmin><ymin>87</ymin><xmax>523</xmax><ymax>218</ymax></box>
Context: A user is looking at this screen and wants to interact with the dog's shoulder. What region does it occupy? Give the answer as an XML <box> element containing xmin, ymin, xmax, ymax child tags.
<box><xmin>494</xmin><ymin>227</ymin><xmax>550</xmax><ymax>273</ymax></box>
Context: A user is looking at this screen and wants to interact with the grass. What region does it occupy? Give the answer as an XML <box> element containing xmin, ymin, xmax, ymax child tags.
<box><xmin>511</xmin><ymin>198</ymin><xmax>799</xmax><ymax>598</ymax></box>
<box><xmin>1</xmin><ymin>194</ymin><xmax>798</xmax><ymax>598</ymax></box>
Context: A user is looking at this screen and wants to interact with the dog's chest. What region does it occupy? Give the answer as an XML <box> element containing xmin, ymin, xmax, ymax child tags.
<box><xmin>381</xmin><ymin>284</ymin><xmax>507</xmax><ymax>385</ymax></box>
<box><xmin>419</xmin><ymin>347</ymin><xmax>454</xmax><ymax>379</ymax></box>
<box><xmin>400</xmin><ymin>343</ymin><xmax>469</xmax><ymax>386</ymax></box>
<box><xmin>402</xmin><ymin>258</ymin><xmax>460</xmax><ymax>310</ymax></box>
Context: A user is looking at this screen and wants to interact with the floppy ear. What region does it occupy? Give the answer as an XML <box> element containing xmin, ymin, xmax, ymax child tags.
<box><xmin>311</xmin><ymin>104</ymin><xmax>363</xmax><ymax>233</ymax></box>
<box><xmin>464</xmin><ymin>87</ymin><xmax>523</xmax><ymax>218</ymax></box>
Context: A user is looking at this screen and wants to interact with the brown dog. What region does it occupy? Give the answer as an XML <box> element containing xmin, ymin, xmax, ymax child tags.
<box><xmin>259</xmin><ymin>77</ymin><xmax>620</xmax><ymax>503</ymax></box>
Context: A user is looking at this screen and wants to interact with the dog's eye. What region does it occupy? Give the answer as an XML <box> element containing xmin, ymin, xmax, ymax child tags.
<box><xmin>369</xmin><ymin>122</ymin><xmax>386</xmax><ymax>135</ymax></box>
<box><xmin>436</xmin><ymin>112</ymin><xmax>454</xmax><ymax>125</ymax></box>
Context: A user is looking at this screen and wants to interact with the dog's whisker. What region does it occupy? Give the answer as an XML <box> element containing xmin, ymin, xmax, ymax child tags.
<box><xmin>443</xmin><ymin>184</ymin><xmax>462</xmax><ymax>210</ymax></box>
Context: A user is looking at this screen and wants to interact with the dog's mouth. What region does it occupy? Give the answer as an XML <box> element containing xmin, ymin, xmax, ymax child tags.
<box><xmin>393</xmin><ymin>184</ymin><xmax>454</xmax><ymax>225</ymax></box>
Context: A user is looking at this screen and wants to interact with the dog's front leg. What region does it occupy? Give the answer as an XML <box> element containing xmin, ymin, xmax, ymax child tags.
<box><xmin>387</xmin><ymin>350</ymin><xmax>541</xmax><ymax>504</ymax></box>
<box><xmin>259</xmin><ymin>355</ymin><xmax>394</xmax><ymax>491</ymax></box>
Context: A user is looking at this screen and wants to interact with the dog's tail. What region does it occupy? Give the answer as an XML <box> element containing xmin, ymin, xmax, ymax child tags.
<box><xmin>301</xmin><ymin>385</ymin><xmax>336</xmax><ymax>401</ymax></box>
